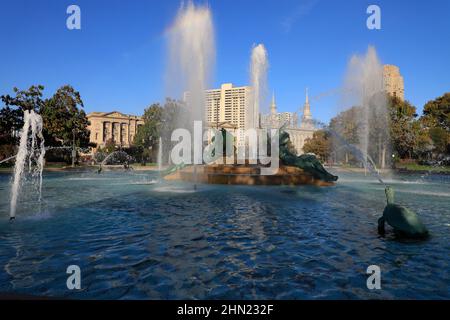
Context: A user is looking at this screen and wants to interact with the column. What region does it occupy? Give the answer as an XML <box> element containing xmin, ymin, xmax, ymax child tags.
<box><xmin>100</xmin><ymin>121</ymin><xmax>104</xmax><ymax>143</ymax></box>
<box><xmin>119</xmin><ymin>123</ymin><xmax>123</xmax><ymax>145</ymax></box>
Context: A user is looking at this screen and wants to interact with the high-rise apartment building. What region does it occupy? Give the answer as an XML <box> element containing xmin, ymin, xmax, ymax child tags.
<box><xmin>184</xmin><ymin>83</ymin><xmax>251</xmax><ymax>146</ymax></box>
<box><xmin>205</xmin><ymin>83</ymin><xmax>250</xmax><ymax>130</ymax></box>
<box><xmin>184</xmin><ymin>84</ymin><xmax>317</xmax><ymax>154</ymax></box>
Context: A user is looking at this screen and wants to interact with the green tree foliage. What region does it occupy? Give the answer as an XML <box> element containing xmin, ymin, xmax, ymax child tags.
<box><xmin>1</xmin><ymin>85</ymin><xmax>46</xmax><ymax>145</ymax></box>
<box><xmin>40</xmin><ymin>85</ymin><xmax>91</xmax><ymax>148</ymax></box>
<box><xmin>134</xmin><ymin>103</ymin><xmax>163</xmax><ymax>149</ymax></box>
<box><xmin>103</xmin><ymin>139</ymin><xmax>117</xmax><ymax>154</ymax></box>
<box><xmin>0</xmin><ymin>85</ymin><xmax>92</xmax><ymax>164</ymax></box>
<box><xmin>133</xmin><ymin>103</ymin><xmax>163</xmax><ymax>163</ymax></box>
<box><xmin>329</xmin><ymin>106</ymin><xmax>361</xmax><ymax>164</ymax></box>
<box><xmin>428</xmin><ymin>127</ymin><xmax>449</xmax><ymax>154</ymax></box>
<box><xmin>1</xmin><ymin>85</ymin><xmax>45</xmax><ymax>112</ymax></box>
<box><xmin>119</xmin><ymin>98</ymin><xmax>185</xmax><ymax>164</ymax></box>
<box><xmin>366</xmin><ymin>92</ymin><xmax>390</xmax><ymax>168</ymax></box>
<box><xmin>329</xmin><ymin>106</ymin><xmax>361</xmax><ymax>145</ymax></box>
<box><xmin>421</xmin><ymin>93</ymin><xmax>450</xmax><ymax>156</ymax></box>
<box><xmin>303</xmin><ymin>130</ymin><xmax>331</xmax><ymax>162</ymax></box>
<box><xmin>422</xmin><ymin>93</ymin><xmax>450</xmax><ymax>131</ymax></box>
<box><xmin>0</xmin><ymin>107</ymin><xmax>23</xmax><ymax>145</ymax></box>
<box><xmin>388</xmin><ymin>96</ymin><xmax>419</xmax><ymax>159</ymax></box>
<box><xmin>159</xmin><ymin>98</ymin><xmax>187</xmax><ymax>163</ymax></box>
<box><xmin>0</xmin><ymin>86</ymin><xmax>45</xmax><ymax>161</ymax></box>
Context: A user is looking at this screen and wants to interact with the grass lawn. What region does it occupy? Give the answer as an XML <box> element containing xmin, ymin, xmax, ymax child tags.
<box><xmin>396</xmin><ymin>163</ymin><xmax>450</xmax><ymax>173</ymax></box>
<box><xmin>140</xmin><ymin>163</ymin><xmax>157</xmax><ymax>166</ymax></box>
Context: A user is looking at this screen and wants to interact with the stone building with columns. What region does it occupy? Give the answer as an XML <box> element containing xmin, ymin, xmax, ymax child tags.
<box><xmin>87</xmin><ymin>111</ymin><xmax>144</xmax><ymax>149</ymax></box>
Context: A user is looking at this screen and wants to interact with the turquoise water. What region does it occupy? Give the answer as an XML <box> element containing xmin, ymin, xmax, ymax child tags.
<box><xmin>0</xmin><ymin>169</ymin><xmax>449</xmax><ymax>299</ymax></box>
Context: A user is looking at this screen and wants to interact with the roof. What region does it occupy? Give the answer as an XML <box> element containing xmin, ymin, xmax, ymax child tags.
<box><xmin>87</xmin><ymin>111</ymin><xmax>142</xmax><ymax>120</ymax></box>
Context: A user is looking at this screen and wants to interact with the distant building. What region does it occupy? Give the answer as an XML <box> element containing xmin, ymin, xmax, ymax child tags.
<box><xmin>261</xmin><ymin>93</ymin><xmax>297</xmax><ymax>128</ymax></box>
<box><xmin>184</xmin><ymin>83</ymin><xmax>318</xmax><ymax>154</ymax></box>
<box><xmin>206</xmin><ymin>83</ymin><xmax>250</xmax><ymax>131</ymax></box>
<box><xmin>261</xmin><ymin>89</ymin><xmax>317</xmax><ymax>155</ymax></box>
<box><xmin>87</xmin><ymin>111</ymin><xmax>144</xmax><ymax>149</ymax></box>
<box><xmin>383</xmin><ymin>65</ymin><xmax>404</xmax><ymax>101</ymax></box>
<box><xmin>184</xmin><ymin>83</ymin><xmax>251</xmax><ymax>146</ymax></box>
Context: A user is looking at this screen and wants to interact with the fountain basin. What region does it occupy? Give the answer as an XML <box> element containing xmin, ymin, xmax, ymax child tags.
<box><xmin>164</xmin><ymin>164</ymin><xmax>335</xmax><ymax>186</ymax></box>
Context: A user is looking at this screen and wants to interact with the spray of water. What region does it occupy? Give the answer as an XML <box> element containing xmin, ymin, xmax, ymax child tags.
<box><xmin>340</xmin><ymin>45</ymin><xmax>390</xmax><ymax>169</ymax></box>
<box><xmin>100</xmin><ymin>151</ymin><xmax>133</xmax><ymax>166</ymax></box>
<box><xmin>248</xmin><ymin>44</ymin><xmax>269</xmax><ymax>130</ymax></box>
<box><xmin>312</xmin><ymin>118</ymin><xmax>385</xmax><ymax>185</ymax></box>
<box><xmin>158</xmin><ymin>137</ymin><xmax>163</xmax><ymax>173</ymax></box>
<box><xmin>10</xmin><ymin>110</ymin><xmax>46</xmax><ymax>219</ymax></box>
<box><xmin>166</xmin><ymin>1</ymin><xmax>215</xmax><ymax>129</ymax></box>
<box><xmin>0</xmin><ymin>155</ymin><xmax>17</xmax><ymax>165</ymax></box>
<box><xmin>166</xmin><ymin>2</ymin><xmax>215</xmax><ymax>188</ymax></box>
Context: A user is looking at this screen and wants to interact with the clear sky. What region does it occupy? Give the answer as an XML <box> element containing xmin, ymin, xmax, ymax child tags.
<box><xmin>0</xmin><ymin>0</ymin><xmax>449</xmax><ymax>123</ymax></box>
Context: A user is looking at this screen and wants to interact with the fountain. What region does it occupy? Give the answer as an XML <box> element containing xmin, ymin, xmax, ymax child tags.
<box><xmin>333</xmin><ymin>47</ymin><xmax>428</xmax><ymax>237</ymax></box>
<box><xmin>163</xmin><ymin>11</ymin><xmax>336</xmax><ymax>186</ymax></box>
<box><xmin>166</xmin><ymin>2</ymin><xmax>214</xmax><ymax>129</ymax></box>
<box><xmin>157</xmin><ymin>137</ymin><xmax>163</xmax><ymax>171</ymax></box>
<box><xmin>0</xmin><ymin>3</ymin><xmax>446</xmax><ymax>300</ymax></box>
<box><xmin>313</xmin><ymin>118</ymin><xmax>385</xmax><ymax>184</ymax></box>
<box><xmin>312</xmin><ymin>117</ymin><xmax>429</xmax><ymax>238</ymax></box>
<box><xmin>248</xmin><ymin>44</ymin><xmax>269</xmax><ymax>130</ymax></box>
<box><xmin>9</xmin><ymin>109</ymin><xmax>46</xmax><ymax>220</ymax></box>
<box><xmin>340</xmin><ymin>46</ymin><xmax>390</xmax><ymax>169</ymax></box>
<box><xmin>165</xmin><ymin>2</ymin><xmax>215</xmax><ymax>188</ymax></box>
<box><xmin>95</xmin><ymin>151</ymin><xmax>134</xmax><ymax>173</ymax></box>
<box><xmin>0</xmin><ymin>155</ymin><xmax>17</xmax><ymax>165</ymax></box>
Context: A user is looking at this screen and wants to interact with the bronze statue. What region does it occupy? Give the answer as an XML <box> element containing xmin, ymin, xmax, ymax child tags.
<box><xmin>378</xmin><ymin>186</ymin><xmax>429</xmax><ymax>238</ymax></box>
<box><xmin>279</xmin><ymin>130</ymin><xmax>338</xmax><ymax>182</ymax></box>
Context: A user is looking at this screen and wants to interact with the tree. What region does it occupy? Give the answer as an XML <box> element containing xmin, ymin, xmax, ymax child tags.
<box><xmin>303</xmin><ymin>130</ymin><xmax>331</xmax><ymax>162</ymax></box>
<box><xmin>388</xmin><ymin>96</ymin><xmax>418</xmax><ymax>159</ymax></box>
<box><xmin>420</xmin><ymin>93</ymin><xmax>450</xmax><ymax>157</ymax></box>
<box><xmin>329</xmin><ymin>106</ymin><xmax>362</xmax><ymax>164</ymax></box>
<box><xmin>134</xmin><ymin>103</ymin><xmax>163</xmax><ymax>162</ymax></box>
<box><xmin>411</xmin><ymin>120</ymin><xmax>433</xmax><ymax>160</ymax></box>
<box><xmin>422</xmin><ymin>93</ymin><xmax>450</xmax><ymax>131</ymax></box>
<box><xmin>429</xmin><ymin>127</ymin><xmax>449</xmax><ymax>155</ymax></box>
<box><xmin>40</xmin><ymin>85</ymin><xmax>91</xmax><ymax>148</ymax></box>
<box><xmin>103</xmin><ymin>139</ymin><xmax>117</xmax><ymax>154</ymax></box>
<box><xmin>134</xmin><ymin>103</ymin><xmax>163</xmax><ymax>148</ymax></box>
<box><xmin>1</xmin><ymin>85</ymin><xmax>46</xmax><ymax>142</ymax></box>
<box><xmin>366</xmin><ymin>92</ymin><xmax>390</xmax><ymax>168</ymax></box>
<box><xmin>0</xmin><ymin>106</ymin><xmax>23</xmax><ymax>144</ymax></box>
<box><xmin>1</xmin><ymin>85</ymin><xmax>45</xmax><ymax>112</ymax></box>
<box><xmin>0</xmin><ymin>85</ymin><xmax>45</xmax><ymax>161</ymax></box>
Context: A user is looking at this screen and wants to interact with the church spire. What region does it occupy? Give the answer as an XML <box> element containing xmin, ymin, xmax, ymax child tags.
<box><xmin>300</xmin><ymin>87</ymin><xmax>314</xmax><ymax>129</ymax></box>
<box><xmin>303</xmin><ymin>87</ymin><xmax>311</xmax><ymax>119</ymax></box>
<box><xmin>270</xmin><ymin>91</ymin><xmax>277</xmax><ymax>115</ymax></box>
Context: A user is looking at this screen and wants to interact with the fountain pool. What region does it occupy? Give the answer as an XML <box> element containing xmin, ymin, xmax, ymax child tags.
<box><xmin>0</xmin><ymin>169</ymin><xmax>448</xmax><ymax>299</ymax></box>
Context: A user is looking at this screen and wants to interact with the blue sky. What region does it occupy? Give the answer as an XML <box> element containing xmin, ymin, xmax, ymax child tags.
<box><xmin>0</xmin><ymin>0</ymin><xmax>449</xmax><ymax>123</ymax></box>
